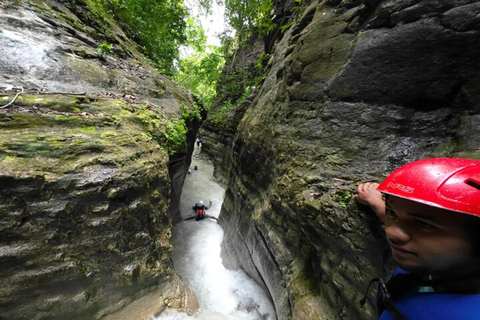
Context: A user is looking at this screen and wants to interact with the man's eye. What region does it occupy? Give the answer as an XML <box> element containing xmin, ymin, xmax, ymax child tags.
<box><xmin>416</xmin><ymin>220</ymin><xmax>433</xmax><ymax>229</ymax></box>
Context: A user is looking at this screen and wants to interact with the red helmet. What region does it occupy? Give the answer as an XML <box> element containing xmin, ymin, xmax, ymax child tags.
<box><xmin>377</xmin><ymin>158</ymin><xmax>480</xmax><ymax>217</ymax></box>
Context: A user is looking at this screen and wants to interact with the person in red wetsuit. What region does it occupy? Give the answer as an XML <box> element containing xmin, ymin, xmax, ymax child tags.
<box><xmin>190</xmin><ymin>200</ymin><xmax>218</xmax><ymax>221</ymax></box>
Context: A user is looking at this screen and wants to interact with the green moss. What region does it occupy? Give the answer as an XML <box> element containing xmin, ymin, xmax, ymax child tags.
<box><xmin>0</xmin><ymin>92</ymin><xmax>188</xmax><ymax>177</ymax></box>
<box><xmin>65</xmin><ymin>202</ymin><xmax>74</xmax><ymax>214</ymax></box>
<box><xmin>0</xmin><ymin>113</ymin><xmax>53</xmax><ymax>129</ymax></box>
<box><xmin>332</xmin><ymin>85</ymin><xmax>358</xmax><ymax>98</ymax></box>
<box><xmin>100</xmin><ymin>131</ymin><xmax>118</xmax><ymax>139</ymax></box>
<box><xmin>79</xmin><ymin>126</ymin><xmax>97</xmax><ymax>134</ymax></box>
<box><xmin>451</xmin><ymin>152</ymin><xmax>480</xmax><ymax>160</ymax></box>
<box><xmin>289</xmin><ymin>270</ymin><xmax>317</xmax><ymax>302</ymax></box>
<box><xmin>73</xmin><ymin>138</ymin><xmax>88</xmax><ymax>146</ymax></box>
<box><xmin>3</xmin><ymin>155</ymin><xmax>16</xmax><ymax>162</ymax></box>
<box><xmin>1</xmin><ymin>155</ymin><xmax>28</xmax><ymax>171</ymax></box>
<box><xmin>324</xmin><ymin>154</ymin><xmax>348</xmax><ymax>168</ymax></box>
<box><xmin>210</xmin><ymin>101</ymin><xmax>235</xmax><ymax>126</ymax></box>
<box><xmin>431</xmin><ymin>137</ymin><xmax>457</xmax><ymax>156</ymax></box>
<box><xmin>154</xmin><ymin>78</ymin><xmax>167</xmax><ymax>89</ymax></box>
<box><xmin>50</xmin><ymin>141</ymin><xmax>65</xmax><ymax>148</ymax></box>
<box><xmin>150</xmin><ymin>89</ymin><xmax>165</xmax><ymax>98</ymax></box>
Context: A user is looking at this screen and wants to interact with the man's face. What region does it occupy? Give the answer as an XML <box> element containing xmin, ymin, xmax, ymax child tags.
<box><xmin>385</xmin><ymin>196</ymin><xmax>472</xmax><ymax>274</ymax></box>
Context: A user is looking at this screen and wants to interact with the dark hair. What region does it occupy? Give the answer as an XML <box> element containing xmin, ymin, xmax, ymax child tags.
<box><xmin>463</xmin><ymin>214</ymin><xmax>480</xmax><ymax>257</ymax></box>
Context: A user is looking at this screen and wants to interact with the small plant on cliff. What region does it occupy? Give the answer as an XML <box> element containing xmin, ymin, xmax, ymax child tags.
<box><xmin>133</xmin><ymin>102</ymin><xmax>188</xmax><ymax>156</ymax></box>
<box><xmin>209</xmin><ymin>85</ymin><xmax>253</xmax><ymax>126</ymax></box>
<box><xmin>162</xmin><ymin>118</ymin><xmax>188</xmax><ymax>155</ymax></box>
<box><xmin>255</xmin><ymin>52</ymin><xmax>268</xmax><ymax>70</ymax></box>
<box><xmin>96</xmin><ymin>42</ymin><xmax>114</xmax><ymax>59</ymax></box>
<box><xmin>333</xmin><ymin>191</ymin><xmax>353</xmax><ymax>207</ymax></box>
<box><xmin>180</xmin><ymin>103</ymin><xmax>202</xmax><ymax>123</ymax></box>
<box><xmin>293</xmin><ymin>0</ymin><xmax>303</xmax><ymax>10</ymax></box>
<box><xmin>280</xmin><ymin>21</ymin><xmax>293</xmax><ymax>33</ymax></box>
<box><xmin>210</xmin><ymin>101</ymin><xmax>235</xmax><ymax>125</ymax></box>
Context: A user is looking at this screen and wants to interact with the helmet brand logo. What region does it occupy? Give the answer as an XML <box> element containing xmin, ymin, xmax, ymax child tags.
<box><xmin>387</xmin><ymin>182</ymin><xmax>415</xmax><ymax>193</ymax></box>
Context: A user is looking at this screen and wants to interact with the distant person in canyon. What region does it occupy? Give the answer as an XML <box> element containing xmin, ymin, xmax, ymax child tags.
<box><xmin>356</xmin><ymin>158</ymin><xmax>480</xmax><ymax>320</ymax></box>
<box><xmin>187</xmin><ymin>200</ymin><xmax>218</xmax><ymax>222</ymax></box>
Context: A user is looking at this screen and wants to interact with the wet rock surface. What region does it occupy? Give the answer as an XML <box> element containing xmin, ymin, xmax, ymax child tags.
<box><xmin>202</xmin><ymin>0</ymin><xmax>480</xmax><ymax>319</ymax></box>
<box><xmin>0</xmin><ymin>1</ymin><xmax>189</xmax><ymax>115</ymax></box>
<box><xmin>0</xmin><ymin>1</ymin><xmax>197</xmax><ymax>319</ymax></box>
<box><xmin>200</xmin><ymin>95</ymin><xmax>252</xmax><ymax>183</ymax></box>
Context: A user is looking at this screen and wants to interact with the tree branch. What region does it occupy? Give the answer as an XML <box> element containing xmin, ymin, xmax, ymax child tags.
<box><xmin>0</xmin><ymin>86</ymin><xmax>24</xmax><ymax>109</ymax></box>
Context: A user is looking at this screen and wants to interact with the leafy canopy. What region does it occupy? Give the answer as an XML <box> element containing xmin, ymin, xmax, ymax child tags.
<box><xmin>87</xmin><ymin>0</ymin><xmax>275</xmax><ymax>113</ymax></box>
<box><xmin>175</xmin><ymin>47</ymin><xmax>225</xmax><ymax>108</ymax></box>
<box><xmin>224</xmin><ymin>0</ymin><xmax>274</xmax><ymax>37</ymax></box>
<box><xmin>175</xmin><ymin>0</ymin><xmax>274</xmax><ymax>111</ymax></box>
<box><xmin>90</xmin><ymin>0</ymin><xmax>190</xmax><ymax>75</ymax></box>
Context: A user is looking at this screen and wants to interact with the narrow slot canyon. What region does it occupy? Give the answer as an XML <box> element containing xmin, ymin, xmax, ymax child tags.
<box><xmin>157</xmin><ymin>146</ymin><xmax>276</xmax><ymax>320</ymax></box>
<box><xmin>1</xmin><ymin>1</ymin><xmax>480</xmax><ymax>319</ymax></box>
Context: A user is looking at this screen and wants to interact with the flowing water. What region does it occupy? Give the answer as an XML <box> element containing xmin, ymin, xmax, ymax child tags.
<box><xmin>155</xmin><ymin>147</ymin><xmax>276</xmax><ymax>320</ymax></box>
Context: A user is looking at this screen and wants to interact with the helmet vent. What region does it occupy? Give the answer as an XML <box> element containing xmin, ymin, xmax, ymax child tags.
<box><xmin>466</xmin><ymin>178</ymin><xmax>480</xmax><ymax>190</ymax></box>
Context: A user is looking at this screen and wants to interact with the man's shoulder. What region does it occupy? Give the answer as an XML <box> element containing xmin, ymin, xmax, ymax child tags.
<box><xmin>380</xmin><ymin>292</ymin><xmax>480</xmax><ymax>320</ymax></box>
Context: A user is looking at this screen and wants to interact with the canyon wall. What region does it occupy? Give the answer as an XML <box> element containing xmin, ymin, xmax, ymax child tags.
<box><xmin>201</xmin><ymin>0</ymin><xmax>480</xmax><ymax>319</ymax></box>
<box><xmin>0</xmin><ymin>1</ymin><xmax>198</xmax><ymax>319</ymax></box>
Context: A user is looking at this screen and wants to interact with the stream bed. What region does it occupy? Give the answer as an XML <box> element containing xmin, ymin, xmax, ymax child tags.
<box><xmin>155</xmin><ymin>148</ymin><xmax>276</xmax><ymax>320</ymax></box>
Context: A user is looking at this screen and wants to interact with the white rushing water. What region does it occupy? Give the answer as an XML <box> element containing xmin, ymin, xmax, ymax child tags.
<box><xmin>155</xmin><ymin>146</ymin><xmax>276</xmax><ymax>320</ymax></box>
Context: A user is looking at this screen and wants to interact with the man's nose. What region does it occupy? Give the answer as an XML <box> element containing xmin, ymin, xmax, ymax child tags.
<box><xmin>385</xmin><ymin>223</ymin><xmax>411</xmax><ymax>244</ymax></box>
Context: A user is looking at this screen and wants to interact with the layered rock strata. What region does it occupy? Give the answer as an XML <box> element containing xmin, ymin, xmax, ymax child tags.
<box><xmin>200</xmin><ymin>95</ymin><xmax>252</xmax><ymax>183</ymax></box>
<box><xmin>1</xmin><ymin>1</ymin><xmax>198</xmax><ymax>319</ymax></box>
<box><xmin>202</xmin><ymin>1</ymin><xmax>480</xmax><ymax>319</ymax></box>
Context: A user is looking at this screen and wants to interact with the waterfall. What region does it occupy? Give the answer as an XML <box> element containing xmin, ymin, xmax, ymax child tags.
<box><xmin>155</xmin><ymin>148</ymin><xmax>276</xmax><ymax>320</ymax></box>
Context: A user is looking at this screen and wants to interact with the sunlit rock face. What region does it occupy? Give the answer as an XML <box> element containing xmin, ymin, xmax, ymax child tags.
<box><xmin>0</xmin><ymin>1</ymin><xmax>197</xmax><ymax>319</ymax></box>
<box><xmin>203</xmin><ymin>1</ymin><xmax>480</xmax><ymax>319</ymax></box>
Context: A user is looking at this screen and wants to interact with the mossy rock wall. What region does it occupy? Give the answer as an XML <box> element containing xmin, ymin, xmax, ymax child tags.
<box><xmin>0</xmin><ymin>1</ymin><xmax>199</xmax><ymax>319</ymax></box>
<box><xmin>0</xmin><ymin>94</ymin><xmax>198</xmax><ymax>319</ymax></box>
<box><xmin>200</xmin><ymin>94</ymin><xmax>253</xmax><ymax>183</ymax></box>
<box><xmin>201</xmin><ymin>1</ymin><xmax>480</xmax><ymax>319</ymax></box>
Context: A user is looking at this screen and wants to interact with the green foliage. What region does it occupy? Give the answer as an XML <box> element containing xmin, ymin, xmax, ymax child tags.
<box><xmin>220</xmin><ymin>0</ymin><xmax>273</xmax><ymax>76</ymax></box>
<box><xmin>185</xmin><ymin>17</ymin><xmax>208</xmax><ymax>53</ymax></box>
<box><xmin>256</xmin><ymin>0</ymin><xmax>276</xmax><ymax>36</ymax></box>
<box><xmin>180</xmin><ymin>103</ymin><xmax>202</xmax><ymax>122</ymax></box>
<box><xmin>96</xmin><ymin>42</ymin><xmax>114</xmax><ymax>58</ymax></box>
<box><xmin>333</xmin><ymin>191</ymin><xmax>353</xmax><ymax>207</ymax></box>
<box><xmin>175</xmin><ymin>47</ymin><xmax>225</xmax><ymax>108</ymax></box>
<box><xmin>88</xmin><ymin>0</ymin><xmax>189</xmax><ymax>75</ymax></box>
<box><xmin>207</xmin><ymin>0</ymin><xmax>273</xmax><ymax>110</ymax></box>
<box><xmin>210</xmin><ymin>101</ymin><xmax>235</xmax><ymax>125</ymax></box>
<box><xmin>173</xmin><ymin>16</ymin><xmax>226</xmax><ymax>109</ymax></box>
<box><xmin>125</xmin><ymin>102</ymin><xmax>172</xmax><ymax>154</ymax></box>
<box><xmin>133</xmin><ymin>102</ymin><xmax>188</xmax><ymax>156</ymax></box>
<box><xmin>209</xmin><ymin>85</ymin><xmax>252</xmax><ymax>125</ymax></box>
<box><xmin>255</xmin><ymin>52</ymin><xmax>268</xmax><ymax>70</ymax></box>
<box><xmin>158</xmin><ymin>103</ymin><xmax>203</xmax><ymax>156</ymax></box>
<box><xmin>236</xmin><ymin>86</ymin><xmax>253</xmax><ymax>105</ymax></box>
<box><xmin>162</xmin><ymin>118</ymin><xmax>188</xmax><ymax>155</ymax></box>
<box><xmin>280</xmin><ymin>21</ymin><xmax>293</xmax><ymax>33</ymax></box>
<box><xmin>224</xmin><ymin>0</ymin><xmax>274</xmax><ymax>37</ymax></box>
